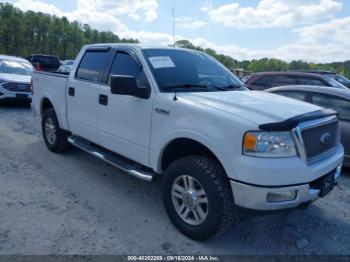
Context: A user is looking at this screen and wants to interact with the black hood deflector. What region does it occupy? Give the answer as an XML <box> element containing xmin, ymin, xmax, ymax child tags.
<box><xmin>259</xmin><ymin>108</ymin><xmax>338</xmax><ymax>131</ymax></box>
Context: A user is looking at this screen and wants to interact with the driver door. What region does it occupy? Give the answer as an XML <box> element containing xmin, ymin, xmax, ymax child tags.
<box><xmin>97</xmin><ymin>50</ymin><xmax>154</xmax><ymax>166</ymax></box>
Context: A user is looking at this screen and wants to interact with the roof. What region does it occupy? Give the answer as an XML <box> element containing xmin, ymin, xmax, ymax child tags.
<box><xmin>83</xmin><ymin>43</ymin><xmax>202</xmax><ymax>52</ymax></box>
<box><xmin>0</xmin><ymin>54</ymin><xmax>30</xmax><ymax>63</ymax></box>
<box><xmin>251</xmin><ymin>71</ymin><xmax>326</xmax><ymax>78</ymax></box>
<box><xmin>29</xmin><ymin>54</ymin><xmax>60</xmax><ymax>58</ymax></box>
<box><xmin>290</xmin><ymin>70</ymin><xmax>335</xmax><ymax>75</ymax></box>
<box><xmin>266</xmin><ymin>85</ymin><xmax>350</xmax><ymax>100</ymax></box>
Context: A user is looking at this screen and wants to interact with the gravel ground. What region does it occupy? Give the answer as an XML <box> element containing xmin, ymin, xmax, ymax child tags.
<box><xmin>0</xmin><ymin>103</ymin><xmax>349</xmax><ymax>255</ymax></box>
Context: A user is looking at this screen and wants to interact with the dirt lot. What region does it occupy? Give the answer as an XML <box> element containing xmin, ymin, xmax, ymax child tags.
<box><xmin>0</xmin><ymin>103</ymin><xmax>349</xmax><ymax>255</ymax></box>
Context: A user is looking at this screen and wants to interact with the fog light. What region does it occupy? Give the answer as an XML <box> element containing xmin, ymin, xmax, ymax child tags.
<box><xmin>267</xmin><ymin>190</ymin><xmax>297</xmax><ymax>202</ymax></box>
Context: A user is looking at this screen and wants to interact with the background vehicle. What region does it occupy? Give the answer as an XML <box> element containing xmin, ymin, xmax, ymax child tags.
<box><xmin>32</xmin><ymin>44</ymin><xmax>343</xmax><ymax>240</ymax></box>
<box><xmin>245</xmin><ymin>71</ymin><xmax>347</xmax><ymax>90</ymax></box>
<box><xmin>28</xmin><ymin>54</ymin><xmax>61</xmax><ymax>72</ymax></box>
<box><xmin>335</xmin><ymin>74</ymin><xmax>350</xmax><ymax>88</ymax></box>
<box><xmin>57</xmin><ymin>60</ymin><xmax>74</xmax><ymax>74</ymax></box>
<box><xmin>0</xmin><ymin>55</ymin><xmax>33</xmax><ymax>103</ymax></box>
<box><xmin>266</xmin><ymin>85</ymin><xmax>350</xmax><ymax>168</ymax></box>
<box><xmin>290</xmin><ymin>70</ymin><xmax>350</xmax><ymax>89</ymax></box>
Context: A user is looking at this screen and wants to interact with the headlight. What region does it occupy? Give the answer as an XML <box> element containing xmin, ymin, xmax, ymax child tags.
<box><xmin>243</xmin><ymin>131</ymin><xmax>297</xmax><ymax>157</ymax></box>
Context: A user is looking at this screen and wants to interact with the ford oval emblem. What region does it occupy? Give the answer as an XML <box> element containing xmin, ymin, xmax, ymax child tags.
<box><xmin>320</xmin><ymin>132</ymin><xmax>331</xmax><ymax>145</ymax></box>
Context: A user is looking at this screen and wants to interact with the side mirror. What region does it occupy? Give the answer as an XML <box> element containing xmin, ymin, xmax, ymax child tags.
<box><xmin>110</xmin><ymin>75</ymin><xmax>150</xmax><ymax>99</ymax></box>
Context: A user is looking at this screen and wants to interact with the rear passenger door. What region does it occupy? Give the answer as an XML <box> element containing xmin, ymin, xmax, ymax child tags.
<box><xmin>67</xmin><ymin>48</ymin><xmax>111</xmax><ymax>143</ymax></box>
<box><xmin>97</xmin><ymin>49</ymin><xmax>154</xmax><ymax>166</ymax></box>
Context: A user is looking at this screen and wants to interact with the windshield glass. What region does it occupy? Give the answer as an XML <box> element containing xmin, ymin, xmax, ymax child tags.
<box><xmin>0</xmin><ymin>59</ymin><xmax>33</xmax><ymax>76</ymax></box>
<box><xmin>142</xmin><ymin>48</ymin><xmax>245</xmax><ymax>92</ymax></box>
<box><xmin>325</xmin><ymin>76</ymin><xmax>348</xmax><ymax>89</ymax></box>
<box><xmin>336</xmin><ymin>74</ymin><xmax>350</xmax><ymax>84</ymax></box>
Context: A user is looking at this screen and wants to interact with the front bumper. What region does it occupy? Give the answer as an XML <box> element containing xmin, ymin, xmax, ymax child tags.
<box><xmin>0</xmin><ymin>86</ymin><xmax>32</xmax><ymax>102</ymax></box>
<box><xmin>231</xmin><ymin>164</ymin><xmax>342</xmax><ymax>210</ymax></box>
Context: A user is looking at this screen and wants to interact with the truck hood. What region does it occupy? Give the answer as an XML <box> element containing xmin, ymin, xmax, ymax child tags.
<box><xmin>178</xmin><ymin>91</ymin><xmax>321</xmax><ymax>126</ymax></box>
<box><xmin>0</xmin><ymin>73</ymin><xmax>31</xmax><ymax>83</ymax></box>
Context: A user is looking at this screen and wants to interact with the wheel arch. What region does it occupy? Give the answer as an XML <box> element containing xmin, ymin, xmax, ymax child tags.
<box><xmin>158</xmin><ymin>136</ymin><xmax>230</xmax><ymax>177</ymax></box>
<box><xmin>40</xmin><ymin>97</ymin><xmax>54</xmax><ymax>115</ymax></box>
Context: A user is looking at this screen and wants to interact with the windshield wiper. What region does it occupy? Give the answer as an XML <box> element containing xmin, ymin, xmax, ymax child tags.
<box><xmin>162</xmin><ymin>84</ymin><xmax>210</xmax><ymax>91</ymax></box>
<box><xmin>221</xmin><ymin>84</ymin><xmax>245</xmax><ymax>89</ymax></box>
<box><xmin>162</xmin><ymin>83</ymin><xmax>244</xmax><ymax>92</ymax></box>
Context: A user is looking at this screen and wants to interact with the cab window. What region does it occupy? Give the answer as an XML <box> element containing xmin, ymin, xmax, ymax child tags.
<box><xmin>109</xmin><ymin>52</ymin><xmax>149</xmax><ymax>88</ymax></box>
<box><xmin>76</xmin><ymin>51</ymin><xmax>109</xmax><ymax>82</ymax></box>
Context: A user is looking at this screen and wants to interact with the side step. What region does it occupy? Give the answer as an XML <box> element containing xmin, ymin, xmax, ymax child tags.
<box><xmin>67</xmin><ymin>136</ymin><xmax>155</xmax><ymax>181</ymax></box>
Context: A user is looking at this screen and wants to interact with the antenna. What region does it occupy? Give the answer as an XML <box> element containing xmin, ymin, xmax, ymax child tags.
<box><xmin>172</xmin><ymin>6</ymin><xmax>177</xmax><ymax>101</ymax></box>
<box><xmin>172</xmin><ymin>6</ymin><xmax>175</xmax><ymax>47</ymax></box>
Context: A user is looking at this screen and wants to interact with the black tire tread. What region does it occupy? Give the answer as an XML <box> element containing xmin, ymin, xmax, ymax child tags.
<box><xmin>42</xmin><ymin>108</ymin><xmax>71</xmax><ymax>153</ymax></box>
<box><xmin>162</xmin><ymin>155</ymin><xmax>237</xmax><ymax>240</ymax></box>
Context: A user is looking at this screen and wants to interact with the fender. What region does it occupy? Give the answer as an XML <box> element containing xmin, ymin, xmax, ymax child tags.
<box><xmin>151</xmin><ymin>129</ymin><xmax>238</xmax><ymax>180</ymax></box>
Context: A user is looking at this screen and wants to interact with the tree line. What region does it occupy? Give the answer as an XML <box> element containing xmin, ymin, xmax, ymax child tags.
<box><xmin>1</xmin><ymin>3</ymin><xmax>349</xmax><ymax>78</ymax></box>
<box><xmin>0</xmin><ymin>3</ymin><xmax>138</xmax><ymax>60</ymax></box>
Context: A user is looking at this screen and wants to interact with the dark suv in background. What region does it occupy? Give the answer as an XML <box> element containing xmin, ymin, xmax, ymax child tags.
<box><xmin>290</xmin><ymin>70</ymin><xmax>350</xmax><ymax>88</ymax></box>
<box><xmin>27</xmin><ymin>54</ymin><xmax>61</xmax><ymax>72</ymax></box>
<box><xmin>245</xmin><ymin>71</ymin><xmax>347</xmax><ymax>90</ymax></box>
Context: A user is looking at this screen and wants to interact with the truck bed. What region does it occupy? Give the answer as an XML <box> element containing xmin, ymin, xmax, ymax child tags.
<box><xmin>32</xmin><ymin>71</ymin><xmax>69</xmax><ymax>130</ymax></box>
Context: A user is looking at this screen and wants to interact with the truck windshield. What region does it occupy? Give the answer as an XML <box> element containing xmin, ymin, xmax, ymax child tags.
<box><xmin>142</xmin><ymin>48</ymin><xmax>245</xmax><ymax>92</ymax></box>
<box><xmin>0</xmin><ymin>59</ymin><xmax>33</xmax><ymax>76</ymax></box>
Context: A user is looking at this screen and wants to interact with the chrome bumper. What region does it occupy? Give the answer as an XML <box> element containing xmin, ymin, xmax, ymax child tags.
<box><xmin>231</xmin><ymin>164</ymin><xmax>342</xmax><ymax>211</ymax></box>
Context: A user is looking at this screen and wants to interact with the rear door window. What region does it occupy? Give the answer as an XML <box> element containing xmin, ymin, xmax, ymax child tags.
<box><xmin>311</xmin><ymin>93</ymin><xmax>350</xmax><ymax>121</ymax></box>
<box><xmin>271</xmin><ymin>76</ymin><xmax>297</xmax><ymax>87</ymax></box>
<box><xmin>76</xmin><ymin>51</ymin><xmax>109</xmax><ymax>82</ymax></box>
<box><xmin>252</xmin><ymin>76</ymin><xmax>272</xmax><ymax>88</ymax></box>
<box><xmin>298</xmin><ymin>77</ymin><xmax>326</xmax><ymax>86</ymax></box>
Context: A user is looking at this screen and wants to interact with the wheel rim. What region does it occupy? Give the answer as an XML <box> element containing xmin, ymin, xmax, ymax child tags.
<box><xmin>45</xmin><ymin>117</ymin><xmax>56</xmax><ymax>145</ymax></box>
<box><xmin>171</xmin><ymin>175</ymin><xmax>209</xmax><ymax>226</ymax></box>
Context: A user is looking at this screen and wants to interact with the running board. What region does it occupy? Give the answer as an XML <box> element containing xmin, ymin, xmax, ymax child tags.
<box><xmin>67</xmin><ymin>136</ymin><xmax>155</xmax><ymax>181</ymax></box>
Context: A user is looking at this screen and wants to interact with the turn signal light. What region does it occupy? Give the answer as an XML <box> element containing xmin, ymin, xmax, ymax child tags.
<box><xmin>243</xmin><ymin>133</ymin><xmax>257</xmax><ymax>151</ymax></box>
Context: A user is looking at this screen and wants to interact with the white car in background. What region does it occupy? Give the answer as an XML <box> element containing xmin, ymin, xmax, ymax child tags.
<box><xmin>0</xmin><ymin>55</ymin><xmax>33</xmax><ymax>103</ymax></box>
<box><xmin>57</xmin><ymin>59</ymin><xmax>74</xmax><ymax>74</ymax></box>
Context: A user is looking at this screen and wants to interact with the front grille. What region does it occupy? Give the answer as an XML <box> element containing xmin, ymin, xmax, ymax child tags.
<box><xmin>2</xmin><ymin>82</ymin><xmax>30</xmax><ymax>92</ymax></box>
<box><xmin>301</xmin><ymin>120</ymin><xmax>339</xmax><ymax>160</ymax></box>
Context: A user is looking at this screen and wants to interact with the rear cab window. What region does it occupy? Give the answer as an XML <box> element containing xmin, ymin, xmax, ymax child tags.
<box><xmin>76</xmin><ymin>51</ymin><xmax>110</xmax><ymax>82</ymax></box>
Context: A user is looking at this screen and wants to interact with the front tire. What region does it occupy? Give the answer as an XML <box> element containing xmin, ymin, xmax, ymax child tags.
<box><xmin>162</xmin><ymin>156</ymin><xmax>237</xmax><ymax>240</ymax></box>
<box><xmin>42</xmin><ymin>108</ymin><xmax>71</xmax><ymax>153</ymax></box>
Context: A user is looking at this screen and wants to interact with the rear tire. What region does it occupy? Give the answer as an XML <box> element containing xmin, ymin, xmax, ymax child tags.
<box><xmin>162</xmin><ymin>156</ymin><xmax>237</xmax><ymax>240</ymax></box>
<box><xmin>42</xmin><ymin>108</ymin><xmax>71</xmax><ymax>153</ymax></box>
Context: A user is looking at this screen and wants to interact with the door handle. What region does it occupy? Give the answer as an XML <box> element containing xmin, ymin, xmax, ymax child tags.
<box><xmin>99</xmin><ymin>94</ymin><xmax>108</xmax><ymax>106</ymax></box>
<box><xmin>68</xmin><ymin>87</ymin><xmax>75</xmax><ymax>96</ymax></box>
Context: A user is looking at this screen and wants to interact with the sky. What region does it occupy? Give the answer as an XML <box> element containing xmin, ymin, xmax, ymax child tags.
<box><xmin>4</xmin><ymin>0</ymin><xmax>350</xmax><ymax>63</ymax></box>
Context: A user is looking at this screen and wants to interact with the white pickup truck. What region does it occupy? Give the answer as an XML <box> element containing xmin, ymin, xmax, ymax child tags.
<box><xmin>32</xmin><ymin>44</ymin><xmax>344</xmax><ymax>240</ymax></box>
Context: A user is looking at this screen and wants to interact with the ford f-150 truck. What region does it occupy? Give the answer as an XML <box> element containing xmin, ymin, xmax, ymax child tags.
<box><xmin>32</xmin><ymin>44</ymin><xmax>344</xmax><ymax>240</ymax></box>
